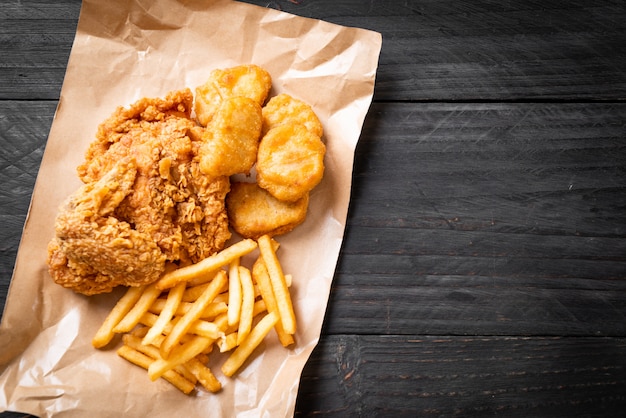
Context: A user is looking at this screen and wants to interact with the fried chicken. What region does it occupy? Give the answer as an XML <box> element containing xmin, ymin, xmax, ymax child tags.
<box><xmin>262</xmin><ymin>93</ymin><xmax>324</xmax><ymax>137</ymax></box>
<box><xmin>198</xmin><ymin>96</ymin><xmax>263</xmax><ymax>178</ymax></box>
<box><xmin>48</xmin><ymin>89</ymin><xmax>231</xmax><ymax>295</ymax></box>
<box><xmin>256</xmin><ymin>124</ymin><xmax>326</xmax><ymax>203</ymax></box>
<box><xmin>194</xmin><ymin>64</ymin><xmax>271</xmax><ymax>127</ymax></box>
<box><xmin>226</xmin><ymin>181</ymin><xmax>309</xmax><ymax>239</ymax></box>
<box><xmin>47</xmin><ymin>159</ymin><xmax>167</xmax><ymax>295</ymax></box>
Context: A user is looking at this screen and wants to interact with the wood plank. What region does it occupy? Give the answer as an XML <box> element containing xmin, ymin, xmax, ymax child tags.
<box><xmin>2</xmin><ymin>1</ymin><xmax>626</xmax><ymax>100</ymax></box>
<box><xmin>295</xmin><ymin>335</ymin><xmax>626</xmax><ymax>417</ymax></box>
<box><xmin>350</xmin><ymin>103</ymin><xmax>626</xmax><ymax>240</ymax></box>
<box><xmin>0</xmin><ymin>1</ymin><xmax>79</xmax><ymax>100</ymax></box>
<box><xmin>320</xmin><ymin>102</ymin><xmax>626</xmax><ymax>336</ymax></box>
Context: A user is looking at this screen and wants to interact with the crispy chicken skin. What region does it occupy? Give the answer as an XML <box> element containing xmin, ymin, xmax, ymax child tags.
<box><xmin>47</xmin><ymin>160</ymin><xmax>167</xmax><ymax>295</ymax></box>
<box><xmin>49</xmin><ymin>89</ymin><xmax>231</xmax><ymax>294</ymax></box>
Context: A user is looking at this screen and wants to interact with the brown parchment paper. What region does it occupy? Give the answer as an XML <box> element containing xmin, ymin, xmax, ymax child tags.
<box><xmin>0</xmin><ymin>0</ymin><xmax>381</xmax><ymax>416</ymax></box>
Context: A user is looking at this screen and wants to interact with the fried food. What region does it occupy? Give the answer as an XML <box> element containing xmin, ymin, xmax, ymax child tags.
<box><xmin>96</xmin><ymin>235</ymin><xmax>296</xmax><ymax>393</ymax></box>
<box><xmin>48</xmin><ymin>90</ymin><xmax>231</xmax><ymax>295</ymax></box>
<box><xmin>194</xmin><ymin>64</ymin><xmax>272</xmax><ymax>127</ymax></box>
<box><xmin>256</xmin><ymin>124</ymin><xmax>326</xmax><ymax>202</ymax></box>
<box><xmin>262</xmin><ymin>93</ymin><xmax>323</xmax><ymax>137</ymax></box>
<box><xmin>77</xmin><ymin>89</ymin><xmax>231</xmax><ymax>265</ymax></box>
<box><xmin>198</xmin><ymin>96</ymin><xmax>263</xmax><ymax>177</ymax></box>
<box><xmin>47</xmin><ymin>160</ymin><xmax>167</xmax><ymax>295</ymax></box>
<box><xmin>48</xmin><ymin>64</ymin><xmax>324</xmax><ymax>298</ymax></box>
<box><xmin>226</xmin><ymin>182</ymin><xmax>309</xmax><ymax>239</ymax></box>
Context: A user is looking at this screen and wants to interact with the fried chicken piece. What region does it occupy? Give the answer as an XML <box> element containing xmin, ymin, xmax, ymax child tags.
<box><xmin>77</xmin><ymin>89</ymin><xmax>231</xmax><ymax>264</ymax></box>
<box><xmin>198</xmin><ymin>96</ymin><xmax>263</xmax><ymax>177</ymax></box>
<box><xmin>48</xmin><ymin>90</ymin><xmax>231</xmax><ymax>295</ymax></box>
<box><xmin>194</xmin><ymin>64</ymin><xmax>272</xmax><ymax>127</ymax></box>
<box><xmin>262</xmin><ymin>93</ymin><xmax>324</xmax><ymax>137</ymax></box>
<box><xmin>48</xmin><ymin>160</ymin><xmax>167</xmax><ymax>295</ymax></box>
<box><xmin>256</xmin><ymin>124</ymin><xmax>326</xmax><ymax>202</ymax></box>
<box><xmin>178</xmin><ymin>161</ymin><xmax>231</xmax><ymax>262</ymax></box>
<box><xmin>227</xmin><ymin>182</ymin><xmax>309</xmax><ymax>239</ymax></box>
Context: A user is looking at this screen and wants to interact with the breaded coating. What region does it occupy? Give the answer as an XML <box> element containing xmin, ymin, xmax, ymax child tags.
<box><xmin>48</xmin><ymin>160</ymin><xmax>167</xmax><ymax>295</ymax></box>
<box><xmin>48</xmin><ymin>90</ymin><xmax>231</xmax><ymax>295</ymax></box>
<box><xmin>194</xmin><ymin>64</ymin><xmax>272</xmax><ymax>127</ymax></box>
<box><xmin>262</xmin><ymin>93</ymin><xmax>323</xmax><ymax>137</ymax></box>
<box><xmin>227</xmin><ymin>182</ymin><xmax>309</xmax><ymax>239</ymax></box>
<box><xmin>256</xmin><ymin>124</ymin><xmax>326</xmax><ymax>202</ymax></box>
<box><xmin>198</xmin><ymin>96</ymin><xmax>263</xmax><ymax>177</ymax></box>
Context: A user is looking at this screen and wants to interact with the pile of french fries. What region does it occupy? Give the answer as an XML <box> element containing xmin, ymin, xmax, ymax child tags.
<box><xmin>92</xmin><ymin>234</ymin><xmax>296</xmax><ymax>395</ymax></box>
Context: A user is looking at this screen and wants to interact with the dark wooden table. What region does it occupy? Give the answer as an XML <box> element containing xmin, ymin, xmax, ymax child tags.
<box><xmin>2</xmin><ymin>1</ymin><xmax>626</xmax><ymax>416</ymax></box>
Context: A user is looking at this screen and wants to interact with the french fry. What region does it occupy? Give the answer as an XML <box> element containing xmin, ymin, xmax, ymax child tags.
<box><xmin>117</xmin><ymin>345</ymin><xmax>196</xmax><ymax>395</ymax></box>
<box><xmin>160</xmin><ymin>271</ymin><xmax>228</xmax><ymax>359</ymax></box>
<box><xmin>155</xmin><ymin>239</ymin><xmax>257</xmax><ymax>290</ymax></box>
<box><xmin>218</xmin><ymin>332</ymin><xmax>238</xmax><ymax>352</ymax></box>
<box><xmin>221</xmin><ymin>311</ymin><xmax>279</xmax><ymax>377</ymax></box>
<box><xmin>123</xmin><ymin>334</ymin><xmax>198</xmax><ymax>384</ymax></box>
<box><xmin>113</xmin><ymin>282</ymin><xmax>162</xmax><ymax>333</ymax></box>
<box><xmin>94</xmin><ymin>234</ymin><xmax>297</xmax><ymax>396</ymax></box>
<box><xmin>227</xmin><ymin>259</ymin><xmax>242</xmax><ymax>327</ymax></box>
<box><xmin>252</xmin><ymin>257</ymin><xmax>295</xmax><ymax>347</ymax></box>
<box><xmin>150</xmin><ymin>299</ymin><xmax>227</xmax><ymax>320</ymax></box>
<box><xmin>140</xmin><ymin>312</ymin><xmax>222</xmax><ymax>340</ymax></box>
<box><xmin>258</xmin><ymin>235</ymin><xmax>296</xmax><ymax>335</ymax></box>
<box><xmin>148</xmin><ymin>335</ymin><xmax>213</xmax><ymax>381</ymax></box>
<box><xmin>142</xmin><ymin>281</ymin><xmax>186</xmax><ymax>346</ymax></box>
<box><xmin>181</xmin><ymin>283</ymin><xmax>211</xmax><ymax>303</ymax></box>
<box><xmin>92</xmin><ymin>285</ymin><xmax>145</xmax><ymax>348</ymax></box>
<box><xmin>253</xmin><ymin>299</ymin><xmax>267</xmax><ymax>317</ymax></box>
<box><xmin>201</xmin><ymin>301</ymin><xmax>229</xmax><ymax>319</ymax></box>
<box><xmin>236</xmin><ymin>266</ymin><xmax>254</xmax><ymax>345</ymax></box>
<box><xmin>185</xmin><ymin>357</ymin><xmax>222</xmax><ymax>393</ymax></box>
<box><xmin>182</xmin><ymin>276</ymin><xmax>229</xmax><ymax>303</ymax></box>
<box><xmin>188</xmin><ymin>319</ymin><xmax>223</xmax><ymax>339</ymax></box>
<box><xmin>138</xmin><ymin>313</ymin><xmax>195</xmax><ymax>346</ymax></box>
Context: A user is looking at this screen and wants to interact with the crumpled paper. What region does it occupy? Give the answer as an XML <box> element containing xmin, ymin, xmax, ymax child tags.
<box><xmin>0</xmin><ymin>0</ymin><xmax>381</xmax><ymax>416</ymax></box>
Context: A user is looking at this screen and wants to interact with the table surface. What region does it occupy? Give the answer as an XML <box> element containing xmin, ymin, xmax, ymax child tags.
<box><xmin>2</xmin><ymin>0</ymin><xmax>626</xmax><ymax>416</ymax></box>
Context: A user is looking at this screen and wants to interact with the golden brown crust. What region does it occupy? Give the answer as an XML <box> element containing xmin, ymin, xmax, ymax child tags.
<box><xmin>262</xmin><ymin>93</ymin><xmax>323</xmax><ymax>137</ymax></box>
<box><xmin>198</xmin><ymin>97</ymin><xmax>263</xmax><ymax>177</ymax></box>
<box><xmin>256</xmin><ymin>124</ymin><xmax>326</xmax><ymax>202</ymax></box>
<box><xmin>48</xmin><ymin>90</ymin><xmax>231</xmax><ymax>295</ymax></box>
<box><xmin>226</xmin><ymin>182</ymin><xmax>309</xmax><ymax>239</ymax></box>
<box><xmin>194</xmin><ymin>64</ymin><xmax>271</xmax><ymax>127</ymax></box>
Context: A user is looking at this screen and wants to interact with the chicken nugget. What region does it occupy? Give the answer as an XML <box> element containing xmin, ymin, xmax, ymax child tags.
<box><xmin>226</xmin><ymin>182</ymin><xmax>309</xmax><ymax>239</ymax></box>
<box><xmin>262</xmin><ymin>93</ymin><xmax>323</xmax><ymax>137</ymax></box>
<box><xmin>194</xmin><ymin>64</ymin><xmax>272</xmax><ymax>127</ymax></box>
<box><xmin>256</xmin><ymin>124</ymin><xmax>326</xmax><ymax>202</ymax></box>
<box><xmin>198</xmin><ymin>96</ymin><xmax>263</xmax><ymax>177</ymax></box>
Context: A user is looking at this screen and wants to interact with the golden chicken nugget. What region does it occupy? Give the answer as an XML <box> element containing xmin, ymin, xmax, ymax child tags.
<box><xmin>262</xmin><ymin>93</ymin><xmax>323</xmax><ymax>137</ymax></box>
<box><xmin>256</xmin><ymin>124</ymin><xmax>326</xmax><ymax>202</ymax></box>
<box><xmin>194</xmin><ymin>64</ymin><xmax>272</xmax><ymax>127</ymax></box>
<box><xmin>198</xmin><ymin>97</ymin><xmax>263</xmax><ymax>177</ymax></box>
<box><xmin>227</xmin><ymin>182</ymin><xmax>309</xmax><ymax>239</ymax></box>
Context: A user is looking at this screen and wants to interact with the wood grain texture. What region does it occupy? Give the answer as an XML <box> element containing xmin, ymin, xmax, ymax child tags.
<box><xmin>0</xmin><ymin>1</ymin><xmax>79</xmax><ymax>100</ymax></box>
<box><xmin>295</xmin><ymin>335</ymin><xmax>626</xmax><ymax>417</ymax></box>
